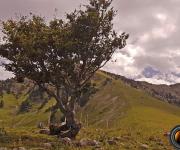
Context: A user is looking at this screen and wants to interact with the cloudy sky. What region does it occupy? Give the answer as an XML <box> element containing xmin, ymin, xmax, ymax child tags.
<box><xmin>0</xmin><ymin>0</ymin><xmax>180</xmax><ymax>84</ymax></box>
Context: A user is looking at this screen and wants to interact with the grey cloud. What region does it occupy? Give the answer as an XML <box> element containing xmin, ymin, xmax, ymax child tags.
<box><xmin>112</xmin><ymin>0</ymin><xmax>180</xmax><ymax>79</ymax></box>
<box><xmin>134</xmin><ymin>55</ymin><xmax>174</xmax><ymax>72</ymax></box>
<box><xmin>0</xmin><ymin>0</ymin><xmax>86</xmax><ymax>20</ymax></box>
<box><xmin>0</xmin><ymin>0</ymin><xmax>180</xmax><ymax>83</ymax></box>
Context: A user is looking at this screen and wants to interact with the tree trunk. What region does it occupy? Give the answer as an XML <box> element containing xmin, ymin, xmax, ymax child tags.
<box><xmin>49</xmin><ymin>109</ymin><xmax>57</xmax><ymax>124</ymax></box>
<box><xmin>49</xmin><ymin>109</ymin><xmax>81</xmax><ymax>139</ymax></box>
<box><xmin>59</xmin><ymin>110</ymin><xmax>81</xmax><ymax>139</ymax></box>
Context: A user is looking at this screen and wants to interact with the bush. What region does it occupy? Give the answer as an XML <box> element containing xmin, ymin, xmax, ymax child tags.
<box><xmin>0</xmin><ymin>100</ymin><xmax>4</xmax><ymax>108</ymax></box>
<box><xmin>0</xmin><ymin>127</ymin><xmax>7</xmax><ymax>136</ymax></box>
<box><xmin>19</xmin><ymin>100</ymin><xmax>32</xmax><ymax>113</ymax></box>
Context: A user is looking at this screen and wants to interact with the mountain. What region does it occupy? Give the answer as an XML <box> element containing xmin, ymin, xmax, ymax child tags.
<box><xmin>142</xmin><ymin>66</ymin><xmax>160</xmax><ymax>78</ymax></box>
<box><xmin>103</xmin><ymin>70</ymin><xmax>180</xmax><ymax>107</ymax></box>
<box><xmin>134</xmin><ymin>66</ymin><xmax>180</xmax><ymax>85</ymax></box>
<box><xmin>0</xmin><ymin>71</ymin><xmax>179</xmax><ymax>149</ymax></box>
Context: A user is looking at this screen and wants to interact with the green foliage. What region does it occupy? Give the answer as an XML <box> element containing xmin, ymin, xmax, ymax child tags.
<box><xmin>0</xmin><ymin>0</ymin><xmax>129</xmax><ymax>139</ymax></box>
<box><xmin>0</xmin><ymin>100</ymin><xmax>4</xmax><ymax>108</ymax></box>
<box><xmin>0</xmin><ymin>127</ymin><xmax>7</xmax><ymax>136</ymax></box>
<box><xmin>19</xmin><ymin>100</ymin><xmax>32</xmax><ymax>113</ymax></box>
<box><xmin>0</xmin><ymin>0</ymin><xmax>128</xmax><ymax>85</ymax></box>
<box><xmin>0</xmin><ymin>0</ymin><xmax>128</xmax><ymax>121</ymax></box>
<box><xmin>0</xmin><ymin>71</ymin><xmax>179</xmax><ymax>149</ymax></box>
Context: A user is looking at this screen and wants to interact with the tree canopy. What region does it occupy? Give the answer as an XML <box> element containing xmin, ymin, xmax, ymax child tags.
<box><xmin>0</xmin><ymin>0</ymin><xmax>128</xmax><ymax>138</ymax></box>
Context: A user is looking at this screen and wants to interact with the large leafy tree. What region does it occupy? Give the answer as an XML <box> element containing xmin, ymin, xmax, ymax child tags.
<box><xmin>0</xmin><ymin>0</ymin><xmax>128</xmax><ymax>138</ymax></box>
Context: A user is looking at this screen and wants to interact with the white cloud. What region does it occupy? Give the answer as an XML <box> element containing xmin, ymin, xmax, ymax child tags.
<box><xmin>152</xmin><ymin>23</ymin><xmax>176</xmax><ymax>39</ymax></box>
<box><xmin>0</xmin><ymin>0</ymin><xmax>180</xmax><ymax>84</ymax></box>
<box><xmin>103</xmin><ymin>44</ymin><xmax>144</xmax><ymax>78</ymax></box>
<box><xmin>136</xmin><ymin>77</ymin><xmax>171</xmax><ymax>85</ymax></box>
<box><xmin>139</xmin><ymin>33</ymin><xmax>150</xmax><ymax>43</ymax></box>
<box><xmin>155</xmin><ymin>13</ymin><xmax>167</xmax><ymax>23</ymax></box>
<box><xmin>0</xmin><ymin>66</ymin><xmax>14</xmax><ymax>80</ymax></box>
<box><xmin>152</xmin><ymin>27</ymin><xmax>168</xmax><ymax>39</ymax></box>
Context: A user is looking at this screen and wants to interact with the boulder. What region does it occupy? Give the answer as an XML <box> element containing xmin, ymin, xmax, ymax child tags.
<box><xmin>43</xmin><ymin>143</ymin><xmax>52</xmax><ymax>149</ymax></box>
<box><xmin>18</xmin><ymin>147</ymin><xmax>26</xmax><ymax>150</ymax></box>
<box><xmin>29</xmin><ymin>148</ymin><xmax>44</xmax><ymax>150</ymax></box>
<box><xmin>78</xmin><ymin>139</ymin><xmax>99</xmax><ymax>147</ymax></box>
<box><xmin>157</xmin><ymin>141</ymin><xmax>164</xmax><ymax>146</ymax></box>
<box><xmin>148</xmin><ymin>136</ymin><xmax>156</xmax><ymax>141</ymax></box>
<box><xmin>60</xmin><ymin>137</ymin><xmax>72</xmax><ymax>145</ymax></box>
<box><xmin>140</xmin><ymin>144</ymin><xmax>149</xmax><ymax>149</ymax></box>
<box><xmin>107</xmin><ymin>139</ymin><xmax>117</xmax><ymax>145</ymax></box>
<box><xmin>37</xmin><ymin>122</ymin><xmax>44</xmax><ymax>129</ymax></box>
<box><xmin>112</xmin><ymin>136</ymin><xmax>123</xmax><ymax>141</ymax></box>
<box><xmin>163</xmin><ymin>132</ymin><xmax>170</xmax><ymax>137</ymax></box>
<box><xmin>0</xmin><ymin>148</ymin><xmax>8</xmax><ymax>150</ymax></box>
<box><xmin>12</xmin><ymin>147</ymin><xmax>26</xmax><ymax>150</ymax></box>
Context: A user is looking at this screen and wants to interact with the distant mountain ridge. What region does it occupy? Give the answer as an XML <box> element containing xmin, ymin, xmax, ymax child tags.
<box><xmin>0</xmin><ymin>71</ymin><xmax>180</xmax><ymax>149</ymax></box>
<box><xmin>135</xmin><ymin>66</ymin><xmax>180</xmax><ymax>85</ymax></box>
<box><xmin>102</xmin><ymin>70</ymin><xmax>180</xmax><ymax>106</ymax></box>
<box><xmin>1</xmin><ymin>70</ymin><xmax>180</xmax><ymax>108</ymax></box>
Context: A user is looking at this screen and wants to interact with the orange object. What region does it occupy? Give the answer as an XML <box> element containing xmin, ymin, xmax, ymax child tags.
<box><xmin>175</xmin><ymin>131</ymin><xmax>180</xmax><ymax>144</ymax></box>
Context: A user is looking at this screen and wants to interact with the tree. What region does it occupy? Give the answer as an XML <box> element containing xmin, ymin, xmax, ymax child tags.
<box><xmin>0</xmin><ymin>100</ymin><xmax>4</xmax><ymax>108</ymax></box>
<box><xmin>19</xmin><ymin>100</ymin><xmax>32</xmax><ymax>113</ymax></box>
<box><xmin>0</xmin><ymin>0</ymin><xmax>128</xmax><ymax>138</ymax></box>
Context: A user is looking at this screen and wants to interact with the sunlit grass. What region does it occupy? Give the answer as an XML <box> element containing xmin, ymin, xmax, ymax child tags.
<box><xmin>0</xmin><ymin>71</ymin><xmax>178</xmax><ymax>149</ymax></box>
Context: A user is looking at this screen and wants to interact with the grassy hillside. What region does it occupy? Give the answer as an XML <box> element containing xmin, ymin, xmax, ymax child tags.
<box><xmin>0</xmin><ymin>71</ymin><xmax>179</xmax><ymax>149</ymax></box>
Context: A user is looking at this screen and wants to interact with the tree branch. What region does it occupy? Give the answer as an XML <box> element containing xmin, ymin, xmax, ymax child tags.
<box><xmin>38</xmin><ymin>84</ymin><xmax>66</xmax><ymax>113</ymax></box>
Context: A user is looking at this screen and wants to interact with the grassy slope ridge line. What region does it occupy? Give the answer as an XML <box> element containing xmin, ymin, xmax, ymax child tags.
<box><xmin>0</xmin><ymin>71</ymin><xmax>179</xmax><ymax>149</ymax></box>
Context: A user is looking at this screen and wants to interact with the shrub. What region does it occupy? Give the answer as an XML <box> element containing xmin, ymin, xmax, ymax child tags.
<box><xmin>19</xmin><ymin>100</ymin><xmax>32</xmax><ymax>113</ymax></box>
<box><xmin>0</xmin><ymin>127</ymin><xmax>7</xmax><ymax>136</ymax></box>
<box><xmin>0</xmin><ymin>100</ymin><xmax>4</xmax><ymax>108</ymax></box>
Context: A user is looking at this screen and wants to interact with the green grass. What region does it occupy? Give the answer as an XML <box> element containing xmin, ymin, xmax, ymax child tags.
<box><xmin>0</xmin><ymin>71</ymin><xmax>179</xmax><ymax>149</ymax></box>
